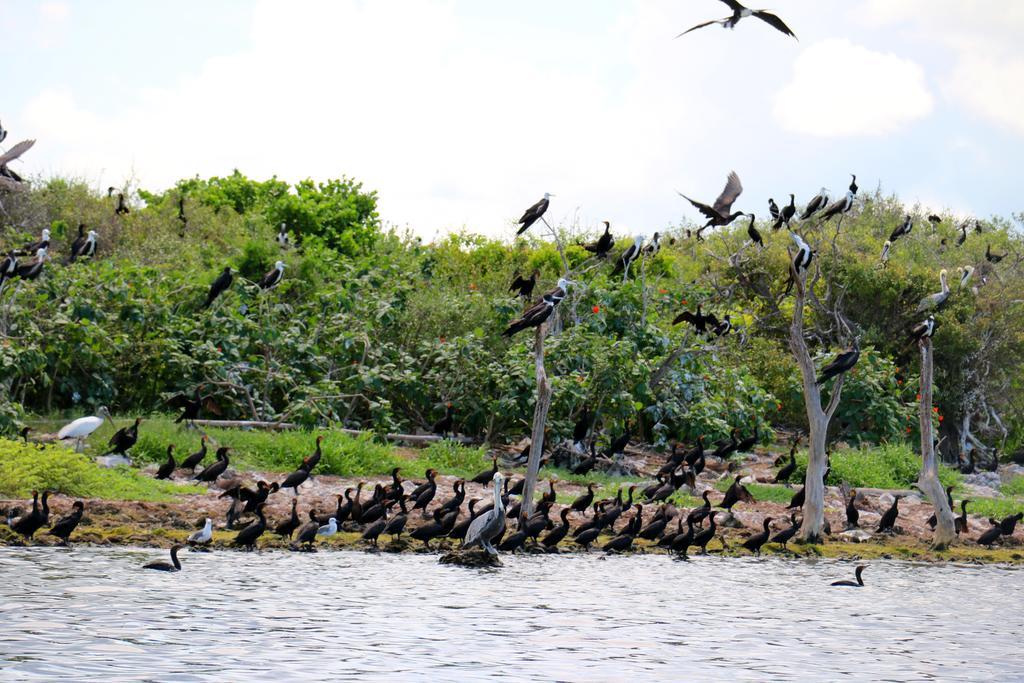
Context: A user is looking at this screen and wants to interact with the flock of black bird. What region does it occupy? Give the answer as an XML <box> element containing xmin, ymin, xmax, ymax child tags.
<box><xmin>3</xmin><ymin>2</ymin><xmax>1020</xmax><ymax>588</ymax></box>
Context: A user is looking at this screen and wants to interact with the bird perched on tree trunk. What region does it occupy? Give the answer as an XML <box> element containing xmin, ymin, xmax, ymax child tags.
<box><xmin>502</xmin><ymin>278</ymin><xmax>573</xmax><ymax>337</ymax></box>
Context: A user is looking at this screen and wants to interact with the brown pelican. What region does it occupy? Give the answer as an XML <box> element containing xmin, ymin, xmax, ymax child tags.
<box><xmin>916</xmin><ymin>269</ymin><xmax>950</xmax><ymax>313</ymax></box>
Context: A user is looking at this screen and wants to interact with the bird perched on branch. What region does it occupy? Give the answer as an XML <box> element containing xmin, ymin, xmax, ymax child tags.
<box><xmin>14</xmin><ymin>247</ymin><xmax>48</xmax><ymax>280</ymax></box>
<box><xmin>957</xmin><ymin>266</ymin><xmax>974</xmax><ymax>291</ymax></box>
<box><xmin>916</xmin><ymin>269</ymin><xmax>950</xmax><ymax>313</ymax></box>
<box><xmin>816</xmin><ymin>343</ymin><xmax>860</xmax><ymax>386</ymax></box>
<box><xmin>516</xmin><ymin>193</ymin><xmax>552</xmax><ymax>236</ymax></box>
<box><xmin>985</xmin><ymin>244</ymin><xmax>1006</xmax><ymax>264</ymax></box>
<box><xmin>678</xmin><ymin>171</ymin><xmax>745</xmax><ymax>231</ymax></box>
<box><xmin>768</xmin><ymin>198</ymin><xmax>779</xmax><ymax>222</ymax></box>
<box><xmin>745</xmin><ymin>214</ymin><xmax>763</xmax><ymax>248</ymax></box>
<box><xmin>203</xmin><ymin>266</ymin><xmax>233</xmax><ymax>308</ymax></box>
<box><xmin>644</xmin><ymin>232</ymin><xmax>661</xmax><ymax>257</ymax></box>
<box><xmin>509</xmin><ymin>269</ymin><xmax>539</xmax><ymax>299</ymax></box>
<box><xmin>68</xmin><ymin>226</ymin><xmax>98</xmax><ymax>262</ymax></box>
<box><xmin>612</xmin><ymin>235</ymin><xmax>645</xmax><ymax>279</ymax></box>
<box><xmin>800</xmin><ymin>188</ymin><xmax>829</xmax><ymax>221</ymax></box>
<box><xmin>16</xmin><ymin>228</ymin><xmax>49</xmax><ymax>256</ymax></box>
<box><xmin>784</xmin><ymin>231</ymin><xmax>813</xmax><ymax>294</ymax></box>
<box><xmin>259</xmin><ymin>261</ymin><xmax>285</xmax><ymax>290</ymax></box>
<box><xmin>502</xmin><ymin>278</ymin><xmax>572</xmax><ymax>337</ymax></box>
<box><xmin>773</xmin><ymin>194</ymin><xmax>795</xmax><ymax>231</ymax></box>
<box><xmin>819</xmin><ymin>175</ymin><xmax>858</xmax><ymax>222</ymax></box>
<box><xmin>888</xmin><ymin>215</ymin><xmax>913</xmax><ymax>243</ymax></box>
<box><xmin>677</xmin><ymin>0</ymin><xmax>796</xmax><ymax>40</ymax></box>
<box><xmin>583</xmin><ymin>221</ymin><xmax>615</xmax><ymax>258</ymax></box>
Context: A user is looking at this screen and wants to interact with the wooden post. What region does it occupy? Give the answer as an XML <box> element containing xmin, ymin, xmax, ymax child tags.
<box><xmin>788</xmin><ymin>265</ymin><xmax>845</xmax><ymax>543</ymax></box>
<box><xmin>519</xmin><ymin>323</ymin><xmax>553</xmax><ymax>523</ymax></box>
<box><xmin>918</xmin><ymin>337</ymin><xmax>956</xmax><ymax>548</ymax></box>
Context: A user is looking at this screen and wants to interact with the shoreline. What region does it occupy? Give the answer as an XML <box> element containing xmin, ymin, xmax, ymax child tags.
<box><xmin>4</xmin><ymin>514</ymin><xmax>1021</xmax><ymax>565</ymax></box>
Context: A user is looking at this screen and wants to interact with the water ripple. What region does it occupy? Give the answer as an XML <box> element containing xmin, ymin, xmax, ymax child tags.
<box><xmin>0</xmin><ymin>548</ymin><xmax>1021</xmax><ymax>681</ymax></box>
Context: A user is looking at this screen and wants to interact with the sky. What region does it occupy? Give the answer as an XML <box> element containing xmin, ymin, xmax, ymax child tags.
<box><xmin>2</xmin><ymin>0</ymin><xmax>1022</xmax><ymax>239</ymax></box>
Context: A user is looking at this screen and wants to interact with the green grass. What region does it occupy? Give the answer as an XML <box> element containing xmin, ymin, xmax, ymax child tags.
<box><xmin>0</xmin><ymin>438</ymin><xmax>204</xmax><ymax>501</ymax></box>
<box><xmin>1001</xmin><ymin>476</ymin><xmax>1024</xmax><ymax>497</ymax></box>
<box><xmin>792</xmin><ymin>442</ymin><xmax>961</xmax><ymax>490</ymax></box>
<box><xmin>748</xmin><ymin>482</ymin><xmax>798</xmax><ymax>504</ymax></box>
<box><xmin>112</xmin><ymin>416</ymin><xmax>404</xmax><ymax>477</ymax></box>
<box><xmin>966</xmin><ymin>496</ymin><xmax>1024</xmax><ymax>520</ymax></box>
<box><xmin>409</xmin><ymin>440</ymin><xmax>491</xmax><ymax>480</ymax></box>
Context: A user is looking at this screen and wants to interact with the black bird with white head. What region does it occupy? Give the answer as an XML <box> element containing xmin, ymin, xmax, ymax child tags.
<box><xmin>819</xmin><ymin>175</ymin><xmax>858</xmax><ymax>222</ymax></box>
<box><xmin>800</xmin><ymin>187</ymin><xmax>829</xmax><ymax>221</ymax></box>
<box><xmin>612</xmin><ymin>235</ymin><xmax>645</xmax><ymax>279</ymax></box>
<box><xmin>677</xmin><ymin>0</ymin><xmax>796</xmax><ymax>40</ymax></box>
<box><xmin>516</xmin><ymin>193</ymin><xmax>552</xmax><ymax>236</ymax></box>
<box><xmin>502</xmin><ymin>277</ymin><xmax>573</xmax><ymax>337</ymax></box>
<box><xmin>259</xmin><ymin>261</ymin><xmax>285</xmax><ymax>290</ymax></box>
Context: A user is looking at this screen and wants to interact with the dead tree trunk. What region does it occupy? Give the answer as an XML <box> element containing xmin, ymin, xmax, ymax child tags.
<box><xmin>519</xmin><ymin>323</ymin><xmax>553</xmax><ymax>523</ymax></box>
<box><xmin>918</xmin><ymin>337</ymin><xmax>956</xmax><ymax>549</ymax></box>
<box><xmin>789</xmin><ymin>266</ymin><xmax>845</xmax><ymax>542</ymax></box>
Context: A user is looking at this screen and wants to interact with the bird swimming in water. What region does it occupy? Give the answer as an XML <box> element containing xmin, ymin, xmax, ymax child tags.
<box><xmin>831</xmin><ymin>565</ymin><xmax>866</xmax><ymax>587</ymax></box>
<box><xmin>143</xmin><ymin>545</ymin><xmax>183</xmax><ymax>572</ymax></box>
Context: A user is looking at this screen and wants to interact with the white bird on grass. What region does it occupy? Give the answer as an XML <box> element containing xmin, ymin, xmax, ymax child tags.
<box><xmin>57</xmin><ymin>406</ymin><xmax>111</xmax><ymax>452</ymax></box>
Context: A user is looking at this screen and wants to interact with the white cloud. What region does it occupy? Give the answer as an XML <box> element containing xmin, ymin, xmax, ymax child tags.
<box><xmin>18</xmin><ymin>0</ymin><xmax>720</xmax><ymax>237</ymax></box>
<box><xmin>947</xmin><ymin>56</ymin><xmax>1024</xmax><ymax>136</ymax></box>
<box><xmin>859</xmin><ymin>1</ymin><xmax>1024</xmax><ymax>138</ymax></box>
<box><xmin>773</xmin><ymin>39</ymin><xmax>933</xmax><ymax>137</ymax></box>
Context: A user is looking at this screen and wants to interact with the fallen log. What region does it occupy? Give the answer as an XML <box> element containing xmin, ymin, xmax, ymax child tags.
<box><xmin>190</xmin><ymin>419</ymin><xmax>476</xmax><ymax>444</ymax></box>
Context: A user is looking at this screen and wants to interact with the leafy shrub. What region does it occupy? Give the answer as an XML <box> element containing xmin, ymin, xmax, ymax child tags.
<box><xmin>0</xmin><ymin>439</ymin><xmax>203</xmax><ymax>501</ymax></box>
<box><xmin>791</xmin><ymin>443</ymin><xmax>961</xmax><ymax>490</ymax></box>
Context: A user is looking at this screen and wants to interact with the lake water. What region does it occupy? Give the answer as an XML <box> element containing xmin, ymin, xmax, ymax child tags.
<box><xmin>1</xmin><ymin>548</ymin><xmax>1021</xmax><ymax>681</ymax></box>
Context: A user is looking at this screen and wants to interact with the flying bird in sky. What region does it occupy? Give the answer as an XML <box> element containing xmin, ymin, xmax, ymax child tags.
<box><xmin>677</xmin><ymin>0</ymin><xmax>797</xmax><ymax>40</ymax></box>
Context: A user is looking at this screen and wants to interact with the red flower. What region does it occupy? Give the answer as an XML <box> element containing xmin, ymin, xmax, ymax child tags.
<box><xmin>906</xmin><ymin>427</ymin><xmax>912</xmax><ymax>433</ymax></box>
<box><xmin>469</xmin><ymin>283</ymin><xmax>477</xmax><ymax>290</ymax></box>
<box><xmin>776</xmin><ymin>403</ymin><xmax>782</xmax><ymax>411</ymax></box>
<box><xmin>897</xmin><ymin>380</ymin><xmax>903</xmax><ymax>385</ymax></box>
<box><xmin>933</xmin><ymin>406</ymin><xmax>939</xmax><ymax>413</ymax></box>
<box><xmin>592</xmin><ymin>305</ymin><xmax>600</xmax><ymax>314</ymax></box>
<box><xmin>681</xmin><ymin>298</ymin><xmax>688</xmax><ymax>305</ymax></box>
<box><xmin>938</xmin><ymin>415</ymin><xmax>944</xmax><ymax>422</ymax></box>
<box><xmin>916</xmin><ymin>394</ymin><xmax>921</xmax><ymax>401</ymax></box>
<box><xmin>439</xmin><ymin>336</ymin><xmax>446</xmax><ymax>343</ymax></box>
<box><xmin>659</xmin><ymin>288</ymin><xmax>668</xmax><ymax>294</ymax></box>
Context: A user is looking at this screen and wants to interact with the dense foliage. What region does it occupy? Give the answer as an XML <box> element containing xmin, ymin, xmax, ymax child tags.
<box><xmin>2</xmin><ymin>173</ymin><xmax>1022</xmax><ymax>464</ymax></box>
